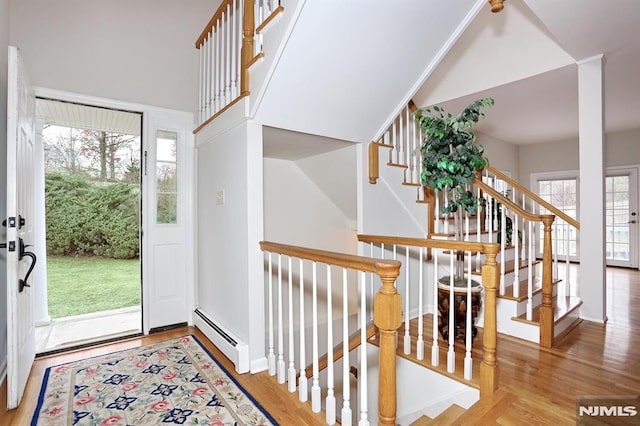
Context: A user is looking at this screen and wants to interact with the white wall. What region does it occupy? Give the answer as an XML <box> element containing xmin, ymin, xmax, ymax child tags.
<box><xmin>9</xmin><ymin>0</ymin><xmax>216</xmax><ymax>114</ymax></box>
<box><xmin>518</xmin><ymin>128</ymin><xmax>640</xmax><ymax>188</ymax></box>
<box><xmin>295</xmin><ymin>145</ymin><xmax>358</xmax><ymax>225</ymax></box>
<box><xmin>264</xmin><ymin>157</ymin><xmax>355</xmax><ymax>251</ymax></box>
<box><xmin>0</xmin><ymin>0</ymin><xmax>10</xmax><ymax>380</ymax></box>
<box><xmin>477</xmin><ymin>132</ymin><xmax>519</xmax><ymax>178</ymax></box>
<box><xmin>196</xmin><ymin>108</ymin><xmax>265</xmax><ymax>367</ymax></box>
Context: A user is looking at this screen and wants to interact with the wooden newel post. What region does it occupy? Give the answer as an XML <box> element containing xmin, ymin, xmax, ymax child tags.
<box><xmin>480</xmin><ymin>245</ymin><xmax>499</xmax><ymax>396</ymax></box>
<box><xmin>539</xmin><ymin>215</ymin><xmax>555</xmax><ymax>348</ymax></box>
<box><xmin>373</xmin><ymin>262</ymin><xmax>402</xmax><ymax>426</ymax></box>
<box><xmin>240</xmin><ymin>0</ymin><xmax>255</xmax><ymax>96</ymax></box>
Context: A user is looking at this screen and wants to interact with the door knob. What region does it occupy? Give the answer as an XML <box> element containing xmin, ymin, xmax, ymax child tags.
<box><xmin>629</xmin><ymin>220</ymin><xmax>637</xmax><ymax>224</ymax></box>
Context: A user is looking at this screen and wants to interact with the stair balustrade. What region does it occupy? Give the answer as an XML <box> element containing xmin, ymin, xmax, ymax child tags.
<box><xmin>368</xmin><ymin>100</ymin><xmax>582</xmax><ymax>349</ymax></box>
<box><xmin>260</xmin><ymin>241</ymin><xmax>402</xmax><ymax>426</ymax></box>
<box><xmin>195</xmin><ymin>0</ymin><xmax>282</xmax><ymax>132</ymax></box>
<box><xmin>357</xmin><ymin>235</ymin><xmax>500</xmax><ymax>397</ymax></box>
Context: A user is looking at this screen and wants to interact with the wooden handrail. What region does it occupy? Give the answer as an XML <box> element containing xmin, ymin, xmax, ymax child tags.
<box><xmin>358</xmin><ymin>234</ymin><xmax>499</xmax><ymax>254</ymax></box>
<box><xmin>260</xmin><ymin>241</ymin><xmax>400</xmax><ymax>275</ymax></box>
<box><xmin>474</xmin><ymin>179</ymin><xmax>554</xmax><ymax>225</ymax></box>
<box><xmin>485</xmin><ymin>165</ymin><xmax>580</xmax><ymax>230</ymax></box>
<box><xmin>195</xmin><ymin>0</ymin><xmax>233</xmax><ymax>49</ymax></box>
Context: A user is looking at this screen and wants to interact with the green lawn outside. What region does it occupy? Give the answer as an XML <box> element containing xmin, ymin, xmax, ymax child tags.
<box><xmin>47</xmin><ymin>256</ymin><xmax>141</xmax><ymax>318</ymax></box>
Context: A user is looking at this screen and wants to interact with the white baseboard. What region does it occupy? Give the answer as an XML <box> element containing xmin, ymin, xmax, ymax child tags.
<box><xmin>0</xmin><ymin>358</ymin><xmax>7</xmax><ymax>386</ymax></box>
<box><xmin>193</xmin><ymin>308</ymin><xmax>250</xmax><ymax>374</ymax></box>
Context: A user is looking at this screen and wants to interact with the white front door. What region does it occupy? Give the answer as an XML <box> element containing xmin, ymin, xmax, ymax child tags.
<box><xmin>606</xmin><ymin>168</ymin><xmax>639</xmax><ymax>268</ymax></box>
<box><xmin>5</xmin><ymin>46</ymin><xmax>37</xmax><ymax>409</ymax></box>
<box><xmin>142</xmin><ymin>111</ymin><xmax>194</xmax><ymax>331</ymax></box>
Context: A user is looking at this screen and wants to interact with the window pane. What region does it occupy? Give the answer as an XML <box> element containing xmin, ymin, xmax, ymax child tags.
<box><xmin>157</xmin><ymin>163</ymin><xmax>177</xmax><ymax>192</ymax></box>
<box><xmin>156</xmin><ymin>130</ymin><xmax>178</xmax><ymax>224</ymax></box>
<box><xmin>157</xmin><ymin>194</ymin><xmax>177</xmax><ymax>224</ymax></box>
<box><xmin>157</xmin><ymin>130</ymin><xmax>177</xmax><ymax>162</ymax></box>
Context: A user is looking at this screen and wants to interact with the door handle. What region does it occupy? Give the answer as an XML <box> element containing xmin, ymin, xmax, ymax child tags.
<box><xmin>18</xmin><ymin>238</ymin><xmax>36</xmax><ymax>293</ymax></box>
<box><xmin>628</xmin><ymin>220</ymin><xmax>637</xmax><ymax>224</ymax></box>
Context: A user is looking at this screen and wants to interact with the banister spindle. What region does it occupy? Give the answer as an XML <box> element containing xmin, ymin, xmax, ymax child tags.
<box><xmin>404</xmin><ymin>245</ymin><xmax>411</xmax><ymax>355</ymax></box>
<box><xmin>341</xmin><ymin>268</ymin><xmax>352</xmax><ymax>425</ymax></box>
<box><xmin>311</xmin><ymin>261</ymin><xmax>321</xmax><ymax>412</ymax></box>
<box><xmin>431</xmin><ymin>247</ymin><xmax>439</xmax><ymax>367</ymax></box>
<box><xmin>287</xmin><ymin>256</ymin><xmax>296</xmax><ymax>392</ymax></box>
<box><xmin>447</xmin><ymin>253</ymin><xmax>455</xmax><ymax>373</ymax></box>
<box><xmin>298</xmin><ymin>258</ymin><xmax>308</xmax><ymax>402</ymax></box>
<box><xmin>267</xmin><ymin>252</ymin><xmax>275</xmax><ymax>375</ymax></box>
<box><xmin>464</xmin><ymin>251</ymin><xmax>473</xmax><ymax>380</ymax></box>
<box><xmin>499</xmin><ymin>205</ymin><xmax>506</xmax><ymax>295</ymax></box>
<box><xmin>277</xmin><ymin>254</ymin><xmax>285</xmax><ymax>383</ymax></box>
<box><xmin>416</xmin><ymin>247</ymin><xmax>424</xmax><ymax>360</ymax></box>
<box><xmin>527</xmin><ymin>221</ymin><xmax>534</xmax><ymax>320</ymax></box>
<box><xmin>326</xmin><ymin>265</ymin><xmax>336</xmax><ymax>425</ymax></box>
<box><xmin>358</xmin><ymin>270</ymin><xmax>370</xmax><ymax>426</ymax></box>
<box><xmin>513</xmin><ymin>211</ymin><xmax>520</xmax><ymax>298</ymax></box>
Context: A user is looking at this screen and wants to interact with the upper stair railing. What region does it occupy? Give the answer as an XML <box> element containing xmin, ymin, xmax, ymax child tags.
<box><xmin>194</xmin><ymin>0</ymin><xmax>282</xmax><ymax>133</ymax></box>
<box><xmin>260</xmin><ymin>241</ymin><xmax>402</xmax><ymax>426</ymax></box>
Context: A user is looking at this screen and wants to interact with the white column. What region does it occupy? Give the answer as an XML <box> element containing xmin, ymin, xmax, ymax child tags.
<box><xmin>34</xmin><ymin>116</ymin><xmax>50</xmax><ymax>326</ymax></box>
<box><xmin>577</xmin><ymin>54</ymin><xmax>606</xmax><ymax>323</ymax></box>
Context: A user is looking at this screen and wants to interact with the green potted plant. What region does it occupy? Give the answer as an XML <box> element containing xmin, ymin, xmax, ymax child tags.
<box><xmin>413</xmin><ymin>97</ymin><xmax>494</xmax><ymax>340</ymax></box>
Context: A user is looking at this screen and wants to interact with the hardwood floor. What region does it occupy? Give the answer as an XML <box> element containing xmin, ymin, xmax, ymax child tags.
<box><xmin>2</xmin><ymin>267</ymin><xmax>639</xmax><ymax>425</ymax></box>
<box><xmin>1</xmin><ymin>327</ymin><xmax>327</xmax><ymax>426</ymax></box>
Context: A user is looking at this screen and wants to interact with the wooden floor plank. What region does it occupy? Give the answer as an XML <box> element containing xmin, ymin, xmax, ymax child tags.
<box><xmin>2</xmin><ymin>266</ymin><xmax>639</xmax><ymax>425</ymax></box>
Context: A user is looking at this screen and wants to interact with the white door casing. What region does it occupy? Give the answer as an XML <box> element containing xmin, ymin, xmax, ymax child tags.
<box><xmin>5</xmin><ymin>46</ymin><xmax>37</xmax><ymax>409</ymax></box>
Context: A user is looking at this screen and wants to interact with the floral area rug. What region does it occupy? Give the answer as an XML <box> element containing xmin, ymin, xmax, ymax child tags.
<box><xmin>32</xmin><ymin>335</ymin><xmax>277</xmax><ymax>425</ymax></box>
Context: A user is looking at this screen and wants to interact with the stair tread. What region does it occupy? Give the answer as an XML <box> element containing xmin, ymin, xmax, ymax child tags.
<box><xmin>499</xmin><ymin>278</ymin><xmax>562</xmax><ymax>302</ymax></box>
<box><xmin>471</xmin><ymin>259</ymin><xmax>540</xmax><ymax>276</ymax></box>
<box><xmin>429</xmin><ymin>404</ymin><xmax>466</xmax><ymax>425</ymax></box>
<box><xmin>512</xmin><ymin>295</ymin><xmax>582</xmax><ymax>325</ymax></box>
<box><xmin>409</xmin><ymin>415</ymin><xmax>433</xmax><ymax>426</ymax></box>
<box><xmin>452</xmin><ymin>388</ymin><xmax>515</xmax><ymax>425</ymax></box>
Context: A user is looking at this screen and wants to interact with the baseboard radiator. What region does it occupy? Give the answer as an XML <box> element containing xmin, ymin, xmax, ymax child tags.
<box><xmin>193</xmin><ymin>308</ymin><xmax>249</xmax><ymax>373</ymax></box>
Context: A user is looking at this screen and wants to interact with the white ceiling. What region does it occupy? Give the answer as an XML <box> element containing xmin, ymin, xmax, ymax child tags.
<box><xmin>423</xmin><ymin>0</ymin><xmax>640</xmax><ymax>145</ymax></box>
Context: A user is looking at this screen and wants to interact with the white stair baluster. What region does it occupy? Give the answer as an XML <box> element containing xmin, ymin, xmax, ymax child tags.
<box><xmin>230</xmin><ymin>0</ymin><xmax>238</xmax><ymax>99</ymax></box>
<box><xmin>513</xmin><ymin>212</ymin><xmax>520</xmax><ymax>298</ymax></box>
<box><xmin>447</xmin><ymin>253</ymin><xmax>455</xmax><ymax>373</ymax></box>
<box><xmin>358</xmin><ymin>270</ymin><xmax>370</xmax><ymax>426</ymax></box>
<box><xmin>341</xmin><ymin>268</ymin><xmax>352</xmax><ymax>426</ymax></box>
<box><xmin>527</xmin><ymin>221</ymin><xmax>533</xmax><ymax>320</ymax></box>
<box><xmin>225</xmin><ymin>3</ymin><xmax>232</xmax><ymax>105</ymax></box>
<box><xmin>500</xmin><ymin>205</ymin><xmax>506</xmax><ymax>295</ymax></box>
<box><xmin>553</xmin><ymin>222</ymin><xmax>559</xmax><ymax>281</ymax></box>
<box><xmin>198</xmin><ymin>40</ymin><xmax>203</xmax><ymax>123</ymax></box>
<box><xmin>432</xmin><ymin>247</ymin><xmax>440</xmax><ymax>366</ymax></box>
<box><xmin>416</xmin><ymin>247</ymin><xmax>424</xmax><ymax>360</ymax></box>
<box><xmin>311</xmin><ymin>262</ymin><xmax>321</xmax><ymax>412</ymax></box>
<box><xmin>267</xmin><ymin>252</ymin><xmax>275</xmax><ymax>375</ymax></box>
<box><xmin>391</xmin><ymin>118</ymin><xmax>398</xmax><ymax>164</ymax></box>
<box><xmin>464</xmin><ymin>252</ymin><xmax>473</xmax><ymax>380</ymax></box>
<box><xmin>326</xmin><ymin>265</ymin><xmax>336</xmax><ymax>425</ymax></box>
<box><xmin>298</xmin><ymin>259</ymin><xmax>308</xmax><ymax>402</ymax></box>
<box><xmin>277</xmin><ymin>254</ymin><xmax>285</xmax><ymax>383</ymax></box>
<box><xmin>476</xmin><ymin>188</ymin><xmax>482</xmax><ymax>271</ymax></box>
<box><xmin>404</xmin><ymin>245</ymin><xmax>411</xmax><ymax>355</ymax></box>
<box><xmin>287</xmin><ymin>256</ymin><xmax>296</xmax><ymax>392</ymax></box>
<box><xmin>565</xmin><ymin>221</ymin><xmax>571</xmax><ymax>295</ymax></box>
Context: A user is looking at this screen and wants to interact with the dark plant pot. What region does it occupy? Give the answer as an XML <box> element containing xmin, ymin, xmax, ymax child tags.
<box><xmin>437</xmin><ymin>276</ymin><xmax>483</xmax><ymax>343</ymax></box>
